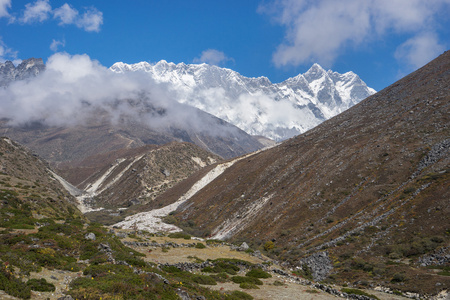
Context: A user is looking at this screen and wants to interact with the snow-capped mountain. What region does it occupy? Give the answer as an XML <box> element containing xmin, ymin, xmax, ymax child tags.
<box><xmin>111</xmin><ymin>61</ymin><xmax>376</xmax><ymax>141</ymax></box>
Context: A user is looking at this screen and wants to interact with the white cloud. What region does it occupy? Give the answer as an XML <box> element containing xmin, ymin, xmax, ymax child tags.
<box><xmin>53</xmin><ymin>4</ymin><xmax>103</xmax><ymax>32</ymax></box>
<box><xmin>0</xmin><ymin>53</ymin><xmax>235</xmax><ymax>138</ymax></box>
<box><xmin>395</xmin><ymin>32</ymin><xmax>445</xmax><ymax>69</ymax></box>
<box><xmin>16</xmin><ymin>1</ymin><xmax>103</xmax><ymax>32</ymax></box>
<box><xmin>53</xmin><ymin>3</ymin><xmax>77</xmax><ymax>25</ymax></box>
<box><xmin>50</xmin><ymin>38</ymin><xmax>65</xmax><ymax>51</ymax></box>
<box><xmin>20</xmin><ymin>0</ymin><xmax>51</xmax><ymax>23</ymax></box>
<box><xmin>0</xmin><ymin>0</ymin><xmax>11</xmax><ymax>18</ymax></box>
<box><xmin>260</xmin><ymin>0</ymin><xmax>449</xmax><ymax>69</ymax></box>
<box><xmin>193</xmin><ymin>49</ymin><xmax>233</xmax><ymax>66</ymax></box>
<box><xmin>76</xmin><ymin>8</ymin><xmax>103</xmax><ymax>32</ymax></box>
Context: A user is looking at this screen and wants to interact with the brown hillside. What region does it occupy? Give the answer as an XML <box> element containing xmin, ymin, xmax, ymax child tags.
<box><xmin>168</xmin><ymin>51</ymin><xmax>450</xmax><ymax>295</ymax></box>
<box><xmin>0</xmin><ymin>137</ymin><xmax>80</xmax><ymax>219</ymax></box>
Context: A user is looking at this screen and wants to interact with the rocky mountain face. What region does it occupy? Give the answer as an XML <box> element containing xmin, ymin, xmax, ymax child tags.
<box><xmin>153</xmin><ymin>51</ymin><xmax>450</xmax><ymax>295</ymax></box>
<box><xmin>111</xmin><ymin>61</ymin><xmax>375</xmax><ymax>141</ymax></box>
<box><xmin>0</xmin><ymin>58</ymin><xmax>45</xmax><ymax>87</ymax></box>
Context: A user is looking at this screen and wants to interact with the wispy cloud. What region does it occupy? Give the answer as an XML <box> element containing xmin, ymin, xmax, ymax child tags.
<box><xmin>0</xmin><ymin>38</ymin><xmax>19</xmax><ymax>63</ymax></box>
<box><xmin>193</xmin><ymin>49</ymin><xmax>233</xmax><ymax>66</ymax></box>
<box><xmin>395</xmin><ymin>32</ymin><xmax>445</xmax><ymax>70</ymax></box>
<box><xmin>260</xmin><ymin>0</ymin><xmax>449</xmax><ymax>70</ymax></box>
<box><xmin>20</xmin><ymin>0</ymin><xmax>51</xmax><ymax>23</ymax></box>
<box><xmin>15</xmin><ymin>0</ymin><xmax>103</xmax><ymax>32</ymax></box>
<box><xmin>0</xmin><ymin>0</ymin><xmax>11</xmax><ymax>19</ymax></box>
<box><xmin>50</xmin><ymin>38</ymin><xmax>65</xmax><ymax>51</ymax></box>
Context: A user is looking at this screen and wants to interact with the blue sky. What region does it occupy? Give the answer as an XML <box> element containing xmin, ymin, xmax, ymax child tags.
<box><xmin>1</xmin><ymin>0</ymin><xmax>449</xmax><ymax>91</ymax></box>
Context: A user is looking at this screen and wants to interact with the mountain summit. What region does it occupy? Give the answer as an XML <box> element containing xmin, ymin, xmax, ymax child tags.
<box><xmin>111</xmin><ymin>61</ymin><xmax>375</xmax><ymax>141</ymax></box>
<box><xmin>0</xmin><ymin>58</ymin><xmax>45</xmax><ymax>87</ymax></box>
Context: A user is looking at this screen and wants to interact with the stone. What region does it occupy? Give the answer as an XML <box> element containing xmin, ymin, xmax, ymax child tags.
<box><xmin>84</xmin><ymin>232</ymin><xmax>96</xmax><ymax>240</ymax></box>
<box><xmin>238</xmin><ymin>242</ymin><xmax>249</xmax><ymax>251</ymax></box>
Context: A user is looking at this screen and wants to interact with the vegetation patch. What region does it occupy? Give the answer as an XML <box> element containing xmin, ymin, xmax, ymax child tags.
<box><xmin>192</xmin><ymin>274</ymin><xmax>217</xmax><ymax>285</ymax></box>
<box><xmin>195</xmin><ymin>242</ymin><xmax>206</xmax><ymax>249</ymax></box>
<box><xmin>239</xmin><ymin>282</ymin><xmax>260</xmax><ymax>289</ymax></box>
<box><xmin>168</xmin><ymin>232</ymin><xmax>192</xmax><ymax>240</ymax></box>
<box><xmin>245</xmin><ymin>268</ymin><xmax>272</xmax><ymax>278</ymax></box>
<box><xmin>26</xmin><ymin>278</ymin><xmax>56</xmax><ymax>292</ymax></box>
<box><xmin>230</xmin><ymin>276</ymin><xmax>263</xmax><ymax>285</ymax></box>
<box><xmin>342</xmin><ymin>288</ymin><xmax>380</xmax><ymax>300</ymax></box>
<box><xmin>226</xmin><ymin>290</ymin><xmax>254</xmax><ymax>300</ymax></box>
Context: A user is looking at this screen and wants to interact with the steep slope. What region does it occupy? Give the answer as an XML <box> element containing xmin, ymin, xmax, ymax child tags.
<box><xmin>161</xmin><ymin>51</ymin><xmax>450</xmax><ymax>295</ymax></box>
<box><xmin>111</xmin><ymin>60</ymin><xmax>375</xmax><ymax>141</ymax></box>
<box><xmin>0</xmin><ymin>136</ymin><xmax>79</xmax><ymax>220</ymax></box>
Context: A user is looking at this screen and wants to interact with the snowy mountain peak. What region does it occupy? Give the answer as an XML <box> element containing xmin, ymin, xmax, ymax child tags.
<box><xmin>304</xmin><ymin>63</ymin><xmax>327</xmax><ymax>82</ymax></box>
<box><xmin>110</xmin><ymin>60</ymin><xmax>375</xmax><ymax>141</ymax></box>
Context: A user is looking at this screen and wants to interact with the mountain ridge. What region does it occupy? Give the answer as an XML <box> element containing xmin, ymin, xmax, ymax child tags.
<box><xmin>111</xmin><ymin>60</ymin><xmax>376</xmax><ymax>141</ymax></box>
<box><xmin>0</xmin><ymin>58</ymin><xmax>45</xmax><ymax>87</ymax></box>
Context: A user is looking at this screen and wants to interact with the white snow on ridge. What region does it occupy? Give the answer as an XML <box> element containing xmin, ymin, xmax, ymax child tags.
<box><xmin>110</xmin><ymin>61</ymin><xmax>376</xmax><ymax>142</ymax></box>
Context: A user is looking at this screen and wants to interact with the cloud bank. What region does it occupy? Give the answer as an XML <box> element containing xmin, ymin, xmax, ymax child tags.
<box><xmin>260</xmin><ymin>0</ymin><xmax>449</xmax><ymax>70</ymax></box>
<box><xmin>0</xmin><ymin>53</ymin><xmax>238</xmax><ymax>137</ymax></box>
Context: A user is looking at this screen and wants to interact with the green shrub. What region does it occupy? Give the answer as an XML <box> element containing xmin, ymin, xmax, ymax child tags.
<box><xmin>239</xmin><ymin>282</ymin><xmax>259</xmax><ymax>289</ymax></box>
<box><xmin>226</xmin><ymin>290</ymin><xmax>254</xmax><ymax>300</ymax></box>
<box><xmin>230</xmin><ymin>276</ymin><xmax>263</xmax><ymax>285</ymax></box>
<box><xmin>0</xmin><ymin>266</ymin><xmax>32</xmax><ymax>299</ymax></box>
<box><xmin>342</xmin><ymin>288</ymin><xmax>380</xmax><ymax>300</ymax></box>
<box><xmin>26</xmin><ymin>278</ymin><xmax>55</xmax><ymax>292</ymax></box>
<box><xmin>263</xmin><ymin>241</ymin><xmax>274</xmax><ymax>251</ymax></box>
<box><xmin>195</xmin><ymin>242</ymin><xmax>206</xmax><ymax>249</ymax></box>
<box><xmin>203</xmin><ymin>261</ymin><xmax>240</xmax><ymax>275</ymax></box>
<box><xmin>161</xmin><ymin>265</ymin><xmax>183</xmax><ymax>273</ymax></box>
<box><xmin>192</xmin><ymin>274</ymin><xmax>217</xmax><ymax>285</ymax></box>
<box><xmin>210</xmin><ymin>272</ymin><xmax>229</xmax><ymax>282</ymax></box>
<box><xmin>245</xmin><ymin>268</ymin><xmax>272</xmax><ymax>278</ymax></box>
<box><xmin>168</xmin><ymin>232</ymin><xmax>191</xmax><ymax>240</ymax></box>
